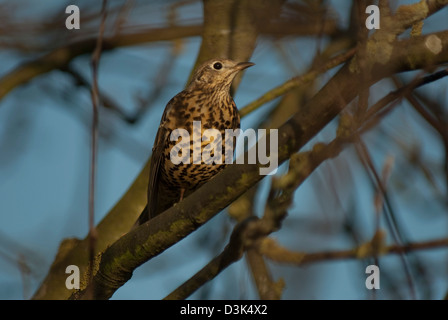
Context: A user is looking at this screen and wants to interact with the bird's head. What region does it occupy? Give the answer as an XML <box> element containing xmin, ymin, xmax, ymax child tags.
<box><xmin>186</xmin><ymin>58</ymin><xmax>254</xmax><ymax>93</ymax></box>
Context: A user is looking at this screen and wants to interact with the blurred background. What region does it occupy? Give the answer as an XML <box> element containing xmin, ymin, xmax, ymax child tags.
<box><xmin>0</xmin><ymin>0</ymin><xmax>447</xmax><ymax>299</ymax></box>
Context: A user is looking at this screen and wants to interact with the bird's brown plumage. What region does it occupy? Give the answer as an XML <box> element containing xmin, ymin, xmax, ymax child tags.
<box><xmin>134</xmin><ymin>58</ymin><xmax>254</xmax><ymax>227</ymax></box>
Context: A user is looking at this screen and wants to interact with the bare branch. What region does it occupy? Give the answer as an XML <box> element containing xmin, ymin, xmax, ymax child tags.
<box><xmin>259</xmin><ymin>236</ymin><xmax>448</xmax><ymax>266</ymax></box>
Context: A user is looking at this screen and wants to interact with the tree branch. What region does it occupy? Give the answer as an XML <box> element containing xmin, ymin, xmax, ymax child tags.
<box><xmin>259</xmin><ymin>236</ymin><xmax>448</xmax><ymax>266</ymax></box>
<box><xmin>0</xmin><ymin>25</ymin><xmax>202</xmax><ymax>102</ymax></box>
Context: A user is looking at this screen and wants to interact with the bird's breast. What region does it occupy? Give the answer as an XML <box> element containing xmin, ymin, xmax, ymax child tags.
<box><xmin>160</xmin><ymin>92</ymin><xmax>240</xmax><ymax>190</ymax></box>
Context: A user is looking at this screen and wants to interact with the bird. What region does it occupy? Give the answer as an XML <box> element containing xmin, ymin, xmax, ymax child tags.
<box><xmin>134</xmin><ymin>58</ymin><xmax>255</xmax><ymax>228</ymax></box>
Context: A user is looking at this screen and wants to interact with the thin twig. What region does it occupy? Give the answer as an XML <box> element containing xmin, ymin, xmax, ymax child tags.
<box><xmin>259</xmin><ymin>237</ymin><xmax>448</xmax><ymax>266</ymax></box>
<box><xmin>63</xmin><ymin>66</ymin><xmax>131</xmax><ymax>122</ymax></box>
<box><xmin>87</xmin><ymin>0</ymin><xmax>108</xmax><ymax>300</ymax></box>
<box><xmin>354</xmin><ymin>137</ymin><xmax>418</xmax><ymax>299</ymax></box>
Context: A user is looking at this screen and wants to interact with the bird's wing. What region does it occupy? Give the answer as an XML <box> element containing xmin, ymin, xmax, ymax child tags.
<box><xmin>135</xmin><ymin>98</ymin><xmax>174</xmax><ymax>226</ymax></box>
<box><xmin>147</xmin><ymin>124</ymin><xmax>169</xmax><ymax>220</ymax></box>
<box><xmin>147</xmin><ymin>98</ymin><xmax>174</xmax><ymax>220</ymax></box>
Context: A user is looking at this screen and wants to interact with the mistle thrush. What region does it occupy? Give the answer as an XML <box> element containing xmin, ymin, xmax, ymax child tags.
<box><xmin>134</xmin><ymin>58</ymin><xmax>254</xmax><ymax>227</ymax></box>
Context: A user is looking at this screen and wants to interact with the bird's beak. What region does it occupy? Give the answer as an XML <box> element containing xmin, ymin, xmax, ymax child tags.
<box><xmin>235</xmin><ymin>62</ymin><xmax>255</xmax><ymax>70</ymax></box>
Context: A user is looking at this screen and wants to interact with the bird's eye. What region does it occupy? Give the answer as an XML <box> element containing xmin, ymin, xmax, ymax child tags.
<box><xmin>213</xmin><ymin>62</ymin><xmax>223</xmax><ymax>70</ymax></box>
